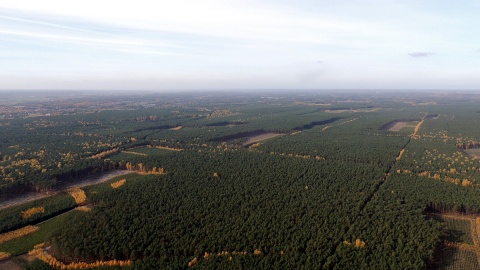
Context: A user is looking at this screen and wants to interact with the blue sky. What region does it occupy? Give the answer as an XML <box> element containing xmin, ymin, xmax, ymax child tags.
<box><xmin>1</xmin><ymin>0</ymin><xmax>480</xmax><ymax>90</ymax></box>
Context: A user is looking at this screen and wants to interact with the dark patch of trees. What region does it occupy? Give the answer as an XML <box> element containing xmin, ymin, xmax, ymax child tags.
<box><xmin>293</xmin><ymin>117</ymin><xmax>343</xmax><ymax>131</ymax></box>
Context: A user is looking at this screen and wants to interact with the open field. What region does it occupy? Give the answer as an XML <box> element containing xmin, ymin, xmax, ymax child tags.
<box><xmin>436</xmin><ymin>248</ymin><xmax>480</xmax><ymax>270</ymax></box>
<box><xmin>430</xmin><ymin>213</ymin><xmax>480</xmax><ymax>269</ymax></box>
<box><xmin>324</xmin><ymin>108</ymin><xmax>378</xmax><ymax>113</ymax></box>
<box><xmin>465</xmin><ymin>149</ymin><xmax>480</xmax><ymax>159</ymax></box>
<box><xmin>388</xmin><ymin>121</ymin><xmax>408</xmax><ymax>131</ymax></box>
<box><xmin>431</xmin><ymin>214</ymin><xmax>474</xmax><ymax>245</ymax></box>
<box><xmin>243</xmin><ymin>133</ymin><xmax>283</xmax><ymax>146</ymax></box>
<box><xmin>0</xmin><ymin>210</ymin><xmax>85</xmax><ymax>256</ymax></box>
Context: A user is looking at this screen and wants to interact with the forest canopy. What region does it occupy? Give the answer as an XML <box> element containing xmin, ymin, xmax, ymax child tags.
<box><xmin>1</xmin><ymin>91</ymin><xmax>480</xmax><ymax>269</ymax></box>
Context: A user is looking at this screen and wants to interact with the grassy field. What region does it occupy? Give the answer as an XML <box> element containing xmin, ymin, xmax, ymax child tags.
<box><xmin>0</xmin><ymin>210</ymin><xmax>86</xmax><ymax>256</ymax></box>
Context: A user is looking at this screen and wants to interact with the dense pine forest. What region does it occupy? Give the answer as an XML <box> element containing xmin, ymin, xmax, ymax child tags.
<box><xmin>2</xmin><ymin>91</ymin><xmax>480</xmax><ymax>269</ymax></box>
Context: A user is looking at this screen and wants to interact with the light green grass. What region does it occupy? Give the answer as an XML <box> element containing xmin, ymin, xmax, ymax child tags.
<box><xmin>0</xmin><ymin>210</ymin><xmax>85</xmax><ymax>256</ymax></box>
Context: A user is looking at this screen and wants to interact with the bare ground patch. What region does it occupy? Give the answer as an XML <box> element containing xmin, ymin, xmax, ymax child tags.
<box><xmin>243</xmin><ymin>133</ymin><xmax>283</xmax><ymax>146</ymax></box>
<box><xmin>388</xmin><ymin>122</ymin><xmax>409</xmax><ymax>131</ymax></box>
<box><xmin>465</xmin><ymin>149</ymin><xmax>480</xmax><ymax>159</ymax></box>
<box><xmin>430</xmin><ymin>213</ymin><xmax>480</xmax><ymax>266</ymax></box>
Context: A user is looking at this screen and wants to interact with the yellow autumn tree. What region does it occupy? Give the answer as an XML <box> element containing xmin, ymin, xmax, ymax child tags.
<box><xmin>188</xmin><ymin>257</ymin><xmax>198</xmax><ymax>267</ymax></box>
<box><xmin>29</xmin><ymin>243</ymin><xmax>132</xmax><ymax>269</ymax></box>
<box><xmin>462</xmin><ymin>179</ymin><xmax>473</xmax><ymax>187</ymax></box>
<box><xmin>0</xmin><ymin>252</ymin><xmax>10</xmax><ymax>261</ymax></box>
<box><xmin>0</xmin><ymin>225</ymin><xmax>40</xmax><ymax>243</ymax></box>
<box><xmin>111</xmin><ymin>179</ymin><xmax>127</xmax><ymax>189</ymax></box>
<box><xmin>68</xmin><ymin>188</ymin><xmax>87</xmax><ymax>204</ymax></box>
<box><xmin>355</xmin><ymin>239</ymin><xmax>366</xmax><ymax>248</ymax></box>
<box><xmin>22</xmin><ymin>207</ymin><xmax>45</xmax><ymax>219</ymax></box>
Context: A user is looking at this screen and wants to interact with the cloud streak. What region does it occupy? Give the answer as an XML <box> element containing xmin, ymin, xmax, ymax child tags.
<box><xmin>408</xmin><ymin>52</ymin><xmax>435</xmax><ymax>58</ymax></box>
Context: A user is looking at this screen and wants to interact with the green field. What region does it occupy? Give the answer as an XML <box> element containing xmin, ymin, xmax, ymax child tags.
<box><xmin>0</xmin><ymin>210</ymin><xmax>86</xmax><ymax>256</ymax></box>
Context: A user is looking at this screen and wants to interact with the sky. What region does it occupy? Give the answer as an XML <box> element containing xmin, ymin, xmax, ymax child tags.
<box><xmin>1</xmin><ymin>0</ymin><xmax>480</xmax><ymax>91</ymax></box>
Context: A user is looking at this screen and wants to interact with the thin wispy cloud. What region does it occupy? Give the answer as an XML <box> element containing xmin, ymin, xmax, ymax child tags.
<box><xmin>0</xmin><ymin>14</ymin><xmax>182</xmax><ymax>58</ymax></box>
<box><xmin>408</xmin><ymin>52</ymin><xmax>435</xmax><ymax>58</ymax></box>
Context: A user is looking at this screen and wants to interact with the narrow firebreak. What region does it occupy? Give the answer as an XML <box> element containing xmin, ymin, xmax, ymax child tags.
<box><xmin>321</xmin><ymin>113</ymin><xmax>428</xmax><ymax>269</ymax></box>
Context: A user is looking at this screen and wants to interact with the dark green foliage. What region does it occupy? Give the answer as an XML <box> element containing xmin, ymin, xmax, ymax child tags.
<box><xmin>3</xmin><ymin>92</ymin><xmax>480</xmax><ymax>269</ymax></box>
<box><xmin>25</xmin><ymin>259</ymin><xmax>55</xmax><ymax>270</ymax></box>
<box><xmin>0</xmin><ymin>210</ymin><xmax>86</xmax><ymax>255</ymax></box>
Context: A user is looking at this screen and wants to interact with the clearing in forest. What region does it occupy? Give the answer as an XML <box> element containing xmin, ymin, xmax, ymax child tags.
<box><xmin>431</xmin><ymin>214</ymin><xmax>480</xmax><ymax>268</ymax></box>
<box><xmin>379</xmin><ymin>119</ymin><xmax>420</xmax><ymax>132</ymax></box>
<box><xmin>122</xmin><ymin>150</ymin><xmax>148</xmax><ymax>156</ymax></box>
<box><xmin>169</xmin><ymin>126</ymin><xmax>183</xmax><ymax>130</ymax></box>
<box><xmin>324</xmin><ymin>108</ymin><xmax>378</xmax><ymax>113</ymax></box>
<box><xmin>29</xmin><ymin>243</ymin><xmax>132</xmax><ymax>269</ymax></box>
<box><xmin>151</xmin><ymin>146</ymin><xmax>183</xmax><ymax>151</ymax></box>
<box><xmin>436</xmin><ymin>248</ymin><xmax>480</xmax><ymax>270</ymax></box>
<box><xmin>0</xmin><ymin>225</ymin><xmax>40</xmax><ymax>244</ymax></box>
<box><xmin>243</xmin><ymin>133</ymin><xmax>283</xmax><ymax>146</ymax></box>
<box><xmin>388</xmin><ymin>122</ymin><xmax>409</xmax><ymax>131</ymax></box>
<box><xmin>465</xmin><ymin>149</ymin><xmax>480</xmax><ymax>159</ymax></box>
